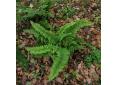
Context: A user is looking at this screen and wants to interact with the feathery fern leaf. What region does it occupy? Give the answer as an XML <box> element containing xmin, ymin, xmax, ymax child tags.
<box><xmin>58</xmin><ymin>19</ymin><xmax>92</xmax><ymax>35</ymax></box>
<box><xmin>26</xmin><ymin>45</ymin><xmax>57</xmax><ymax>56</ymax></box>
<box><xmin>24</xmin><ymin>28</ymin><xmax>48</xmax><ymax>44</ymax></box>
<box><xmin>16</xmin><ymin>47</ymin><xmax>29</xmax><ymax>70</ymax></box>
<box><xmin>59</xmin><ymin>33</ymin><xmax>73</xmax><ymax>41</ymax></box>
<box><xmin>39</xmin><ymin>19</ymin><xmax>53</xmax><ymax>30</ymax></box>
<box><xmin>24</xmin><ymin>29</ymin><xmax>39</xmax><ymax>38</ymax></box>
<box><xmin>31</xmin><ymin>21</ymin><xmax>58</xmax><ymax>43</ymax></box>
<box><xmin>57</xmin><ymin>20</ymin><xmax>76</xmax><ymax>34</ymax></box>
<box><xmin>48</xmin><ymin>48</ymin><xmax>70</xmax><ymax>80</ymax></box>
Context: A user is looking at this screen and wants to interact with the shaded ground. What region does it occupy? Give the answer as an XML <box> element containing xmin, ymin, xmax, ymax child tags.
<box><xmin>16</xmin><ymin>0</ymin><xmax>101</xmax><ymax>85</ymax></box>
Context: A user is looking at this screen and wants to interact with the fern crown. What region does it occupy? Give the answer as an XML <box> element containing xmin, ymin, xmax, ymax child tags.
<box><xmin>26</xmin><ymin>19</ymin><xmax>92</xmax><ymax>80</ymax></box>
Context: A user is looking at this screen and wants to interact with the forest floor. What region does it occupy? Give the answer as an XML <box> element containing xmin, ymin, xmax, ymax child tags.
<box><xmin>16</xmin><ymin>0</ymin><xmax>101</xmax><ymax>85</ymax></box>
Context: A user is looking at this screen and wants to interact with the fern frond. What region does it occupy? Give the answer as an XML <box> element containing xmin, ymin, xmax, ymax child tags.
<box><xmin>39</xmin><ymin>19</ymin><xmax>52</xmax><ymax>30</ymax></box>
<box><xmin>59</xmin><ymin>33</ymin><xmax>73</xmax><ymax>41</ymax></box>
<box><xmin>24</xmin><ymin>29</ymin><xmax>39</xmax><ymax>38</ymax></box>
<box><xmin>26</xmin><ymin>45</ymin><xmax>57</xmax><ymax>56</ymax></box>
<box><xmin>16</xmin><ymin>47</ymin><xmax>29</xmax><ymax>70</ymax></box>
<box><xmin>40</xmin><ymin>0</ymin><xmax>52</xmax><ymax>10</ymax></box>
<box><xmin>57</xmin><ymin>20</ymin><xmax>76</xmax><ymax>34</ymax></box>
<box><xmin>48</xmin><ymin>48</ymin><xmax>70</xmax><ymax>80</ymax></box>
<box><xmin>31</xmin><ymin>21</ymin><xmax>58</xmax><ymax>43</ymax></box>
<box><xmin>58</xmin><ymin>19</ymin><xmax>92</xmax><ymax>35</ymax></box>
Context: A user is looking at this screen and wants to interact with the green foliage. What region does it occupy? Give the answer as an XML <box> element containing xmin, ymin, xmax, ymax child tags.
<box><xmin>26</xmin><ymin>45</ymin><xmax>57</xmax><ymax>57</ymax></box>
<box><xmin>39</xmin><ymin>19</ymin><xmax>53</xmax><ymax>30</ymax></box>
<box><xmin>49</xmin><ymin>48</ymin><xmax>70</xmax><ymax>80</ymax></box>
<box><xmin>25</xmin><ymin>19</ymin><xmax>92</xmax><ymax>80</ymax></box>
<box><xmin>84</xmin><ymin>43</ymin><xmax>101</xmax><ymax>67</ymax></box>
<box><xmin>57</xmin><ymin>5</ymin><xmax>77</xmax><ymax>19</ymax></box>
<box><xmin>16</xmin><ymin>0</ymin><xmax>54</xmax><ymax>22</ymax></box>
<box><xmin>16</xmin><ymin>47</ymin><xmax>29</xmax><ymax>70</ymax></box>
<box><xmin>16</xmin><ymin>0</ymin><xmax>20</xmax><ymax>2</ymax></box>
<box><xmin>58</xmin><ymin>19</ymin><xmax>92</xmax><ymax>35</ymax></box>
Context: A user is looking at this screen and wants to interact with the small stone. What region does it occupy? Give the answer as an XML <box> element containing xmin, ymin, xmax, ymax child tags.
<box><xmin>56</xmin><ymin>77</ymin><xmax>63</xmax><ymax>84</ymax></box>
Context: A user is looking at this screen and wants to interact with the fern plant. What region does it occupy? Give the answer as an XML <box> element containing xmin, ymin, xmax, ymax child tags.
<box><xmin>84</xmin><ymin>43</ymin><xmax>101</xmax><ymax>67</ymax></box>
<box><xmin>16</xmin><ymin>47</ymin><xmax>29</xmax><ymax>70</ymax></box>
<box><xmin>57</xmin><ymin>5</ymin><xmax>77</xmax><ymax>19</ymax></box>
<box><xmin>25</xmin><ymin>19</ymin><xmax>92</xmax><ymax>80</ymax></box>
<box><xmin>16</xmin><ymin>0</ymin><xmax>54</xmax><ymax>22</ymax></box>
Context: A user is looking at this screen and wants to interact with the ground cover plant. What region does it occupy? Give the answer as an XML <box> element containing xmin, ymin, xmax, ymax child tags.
<box><xmin>16</xmin><ymin>0</ymin><xmax>54</xmax><ymax>22</ymax></box>
<box><xmin>16</xmin><ymin>0</ymin><xmax>101</xmax><ymax>84</ymax></box>
<box><xmin>26</xmin><ymin>19</ymin><xmax>92</xmax><ymax>80</ymax></box>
